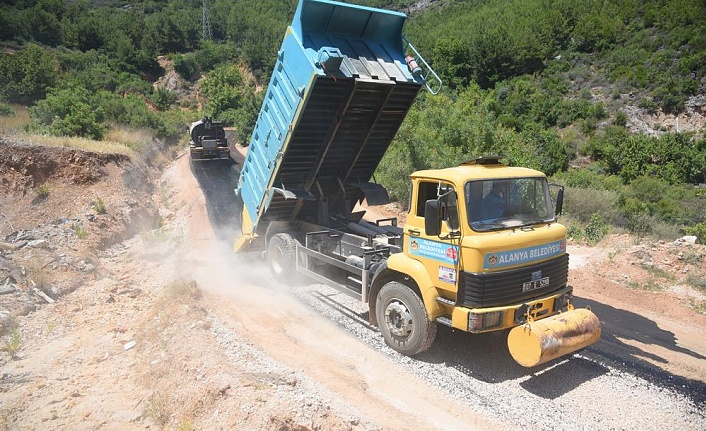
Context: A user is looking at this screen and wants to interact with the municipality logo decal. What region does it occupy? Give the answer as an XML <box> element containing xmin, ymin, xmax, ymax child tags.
<box><xmin>488</xmin><ymin>254</ymin><xmax>499</xmax><ymax>266</ymax></box>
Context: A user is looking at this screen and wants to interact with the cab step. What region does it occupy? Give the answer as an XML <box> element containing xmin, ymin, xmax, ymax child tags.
<box><xmin>435</xmin><ymin>316</ymin><xmax>452</xmax><ymax>327</ymax></box>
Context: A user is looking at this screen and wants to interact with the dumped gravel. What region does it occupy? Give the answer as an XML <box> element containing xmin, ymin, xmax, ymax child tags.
<box><xmin>295</xmin><ymin>283</ymin><xmax>706</xmax><ymax>431</ymax></box>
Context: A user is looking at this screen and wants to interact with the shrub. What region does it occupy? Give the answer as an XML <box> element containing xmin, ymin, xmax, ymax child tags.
<box><xmin>563</xmin><ymin>186</ymin><xmax>621</xmax><ymax>224</ymax></box>
<box><xmin>584</xmin><ymin>213</ymin><xmax>610</xmax><ymax>244</ymax></box>
<box><xmin>35</xmin><ymin>183</ymin><xmax>50</xmax><ymax>198</ymax></box>
<box><xmin>28</xmin><ymin>87</ymin><xmax>105</xmax><ymax>139</ymax></box>
<box><xmin>94</xmin><ymin>197</ymin><xmax>107</xmax><ymax>214</ymax></box>
<box><xmin>173</xmin><ymin>53</ymin><xmax>198</xmax><ymax>80</ymax></box>
<box><xmin>648</xmin><ymin>219</ymin><xmax>681</xmax><ymax>241</ymax></box>
<box><xmin>688</xmin><ymin>274</ymin><xmax>706</xmax><ymax>292</ymax></box>
<box><xmin>0</xmin><ymin>44</ymin><xmax>58</xmax><ymax>104</ymax></box>
<box><xmin>151</xmin><ymin>87</ymin><xmax>178</xmax><ymax>112</ymax></box>
<box><xmin>73</xmin><ymin>224</ymin><xmax>88</xmax><ymax>239</ymax></box>
<box><xmin>28</xmin><ymin>262</ymin><xmax>52</xmax><ymax>298</ymax></box>
<box><xmin>0</xmin><ymin>102</ymin><xmax>14</xmax><ymax>116</ymax></box>
<box><xmin>201</xmin><ymin>64</ymin><xmax>245</xmax><ymax>117</ymax></box>
<box><xmin>3</xmin><ymin>329</ymin><xmax>21</xmax><ymax>358</ymax></box>
<box><xmin>192</xmin><ymin>42</ymin><xmax>238</xmax><ymax>72</ymax></box>
<box><xmin>553</xmin><ymin>168</ymin><xmax>621</xmax><ymax>191</ymax></box>
<box><xmin>613</xmin><ymin>111</ymin><xmax>627</xmax><ymax>127</ymax></box>
<box><xmin>637</xmin><ymin>97</ymin><xmax>658</xmax><ymax>114</ymax></box>
<box><xmin>685</xmin><ymin>221</ymin><xmax>706</xmax><ymax>244</ymax></box>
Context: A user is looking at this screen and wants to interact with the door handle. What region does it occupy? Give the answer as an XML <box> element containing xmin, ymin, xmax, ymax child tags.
<box><xmin>407</xmin><ymin>228</ymin><xmax>420</xmax><ymax>236</ymax></box>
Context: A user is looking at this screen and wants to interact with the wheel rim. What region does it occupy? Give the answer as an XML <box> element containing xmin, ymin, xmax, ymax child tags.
<box><xmin>383</xmin><ymin>299</ymin><xmax>413</xmax><ymax>338</ymax></box>
<box><xmin>270</xmin><ymin>246</ymin><xmax>285</xmax><ymax>274</ymax></box>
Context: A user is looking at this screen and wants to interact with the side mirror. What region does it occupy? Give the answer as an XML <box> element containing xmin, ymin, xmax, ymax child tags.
<box><xmin>555</xmin><ymin>186</ymin><xmax>564</xmax><ymax>216</ymax></box>
<box><xmin>424</xmin><ymin>199</ymin><xmax>441</xmax><ymax>236</ymax></box>
<box><xmin>444</xmin><ymin>191</ymin><xmax>461</xmax><ymax>231</ymax></box>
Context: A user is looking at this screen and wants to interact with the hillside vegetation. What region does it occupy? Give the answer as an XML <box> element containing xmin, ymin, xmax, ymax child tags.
<box><xmin>1</xmin><ymin>0</ymin><xmax>705</xmax><ymax>242</ymax></box>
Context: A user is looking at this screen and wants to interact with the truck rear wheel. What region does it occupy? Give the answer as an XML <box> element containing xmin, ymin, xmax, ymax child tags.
<box><xmin>375</xmin><ymin>281</ymin><xmax>437</xmax><ymax>356</ymax></box>
<box><xmin>267</xmin><ymin>233</ymin><xmax>297</xmax><ymax>283</ymax></box>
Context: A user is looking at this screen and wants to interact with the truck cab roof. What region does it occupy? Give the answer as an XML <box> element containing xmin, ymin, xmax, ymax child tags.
<box><xmin>411</xmin><ymin>160</ymin><xmax>547</xmax><ymax>184</ymax></box>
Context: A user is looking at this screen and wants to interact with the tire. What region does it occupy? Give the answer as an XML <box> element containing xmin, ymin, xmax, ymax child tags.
<box><xmin>267</xmin><ymin>233</ymin><xmax>297</xmax><ymax>283</ymax></box>
<box><xmin>375</xmin><ymin>281</ymin><xmax>437</xmax><ymax>356</ymax></box>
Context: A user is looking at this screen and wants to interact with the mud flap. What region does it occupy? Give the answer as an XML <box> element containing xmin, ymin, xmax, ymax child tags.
<box><xmin>507</xmin><ymin>308</ymin><xmax>601</xmax><ymax>367</ymax></box>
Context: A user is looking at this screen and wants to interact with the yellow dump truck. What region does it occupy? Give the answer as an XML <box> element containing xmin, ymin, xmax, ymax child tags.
<box><xmin>234</xmin><ymin>0</ymin><xmax>600</xmax><ymax>367</ymax></box>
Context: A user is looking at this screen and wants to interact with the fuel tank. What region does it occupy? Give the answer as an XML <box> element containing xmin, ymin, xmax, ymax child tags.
<box><xmin>507</xmin><ymin>308</ymin><xmax>601</xmax><ymax>367</ymax></box>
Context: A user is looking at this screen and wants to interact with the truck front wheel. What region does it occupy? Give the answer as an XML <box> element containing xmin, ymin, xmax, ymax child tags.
<box><xmin>375</xmin><ymin>281</ymin><xmax>437</xmax><ymax>356</ymax></box>
<box><xmin>267</xmin><ymin>233</ymin><xmax>297</xmax><ymax>283</ymax></box>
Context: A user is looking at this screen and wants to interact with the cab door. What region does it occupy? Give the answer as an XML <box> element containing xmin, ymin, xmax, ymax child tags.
<box><xmin>405</xmin><ymin>180</ymin><xmax>462</xmax><ymax>293</ymax></box>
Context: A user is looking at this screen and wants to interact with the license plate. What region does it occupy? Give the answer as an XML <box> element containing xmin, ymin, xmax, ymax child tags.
<box><xmin>522</xmin><ymin>276</ymin><xmax>549</xmax><ymax>292</ymax></box>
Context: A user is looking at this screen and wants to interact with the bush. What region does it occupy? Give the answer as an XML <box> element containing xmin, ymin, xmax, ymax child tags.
<box><xmin>563</xmin><ymin>186</ymin><xmax>621</xmax><ymax>224</ymax></box>
<box><xmin>588</xmin><ymin>129</ymin><xmax>706</xmax><ymax>185</ymax></box>
<box><xmin>3</xmin><ymin>329</ymin><xmax>21</xmax><ymax>358</ymax></box>
<box><xmin>97</xmin><ymin>92</ymin><xmax>164</xmax><ymax>135</ymax></box>
<box><xmin>155</xmin><ymin>109</ymin><xmax>193</xmax><ymax>143</ymax></box>
<box><xmin>173</xmin><ymin>53</ymin><xmax>198</xmax><ymax>80</ymax></box>
<box><xmin>150</xmin><ymin>88</ymin><xmax>178</xmax><ymax>112</ymax></box>
<box><xmin>201</xmin><ymin>64</ymin><xmax>245</xmax><ymax>117</ymax></box>
<box><xmin>29</xmin><ymin>87</ymin><xmax>105</xmax><ymax>140</ymax></box>
<box><xmin>94</xmin><ymin>197</ymin><xmax>107</xmax><ymax>214</ymax></box>
<box><xmin>685</xmin><ymin>221</ymin><xmax>706</xmax><ymax>244</ymax></box>
<box><xmin>613</xmin><ymin>111</ymin><xmax>627</xmax><ymax>127</ymax></box>
<box><xmin>0</xmin><ymin>44</ymin><xmax>58</xmax><ymax>104</ymax></box>
<box><xmin>73</xmin><ymin>224</ymin><xmax>88</xmax><ymax>239</ymax></box>
<box><xmin>553</xmin><ymin>168</ymin><xmax>621</xmax><ymax>191</ymax></box>
<box><xmin>192</xmin><ymin>42</ymin><xmax>238</xmax><ymax>73</ymax></box>
<box><xmin>0</xmin><ymin>102</ymin><xmax>14</xmax><ymax>116</ymax></box>
<box><xmin>35</xmin><ymin>183</ymin><xmax>50</xmax><ymax>199</ymax></box>
<box><xmin>584</xmin><ymin>213</ymin><xmax>611</xmax><ymax>244</ymax></box>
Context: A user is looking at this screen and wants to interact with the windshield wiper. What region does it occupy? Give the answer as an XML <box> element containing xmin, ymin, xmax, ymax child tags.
<box><xmin>471</xmin><ymin>221</ymin><xmax>505</xmax><ymax>230</ymax></box>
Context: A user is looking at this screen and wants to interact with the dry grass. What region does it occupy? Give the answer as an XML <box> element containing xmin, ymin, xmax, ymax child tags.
<box><xmin>28</xmin><ymin>263</ymin><xmax>52</xmax><ymax>295</ymax></box>
<box><xmin>0</xmin><ymin>104</ymin><xmax>30</xmax><ymax>134</ymax></box>
<box><xmin>104</xmin><ymin>126</ymin><xmax>155</xmax><ymax>152</ymax></box>
<box><xmin>145</xmin><ymin>392</ymin><xmax>172</xmax><ymax>427</ymax></box>
<box><xmin>689</xmin><ymin>300</ymin><xmax>706</xmax><ymax>315</ymax></box>
<box><xmin>137</xmin><ymin>280</ymin><xmax>206</xmax><ymax>426</ymax></box>
<box><xmin>0</xmin><ymin>107</ymin><xmax>139</xmax><ymax>157</ymax></box>
<box><xmin>137</xmin><ymin>279</ymin><xmax>205</xmax><ymax>354</ymax></box>
<box><xmin>28</xmin><ymin>134</ymin><xmax>136</xmax><ymax>157</ymax></box>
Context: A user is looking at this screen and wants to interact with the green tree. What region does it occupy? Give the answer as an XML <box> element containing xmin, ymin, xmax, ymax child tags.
<box><xmin>151</xmin><ymin>87</ymin><xmax>178</xmax><ymax>112</ymax></box>
<box><xmin>0</xmin><ymin>44</ymin><xmax>58</xmax><ymax>104</ymax></box>
<box><xmin>201</xmin><ymin>64</ymin><xmax>245</xmax><ymax>118</ymax></box>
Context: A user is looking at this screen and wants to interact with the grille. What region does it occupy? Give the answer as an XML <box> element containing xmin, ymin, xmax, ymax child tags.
<box><xmin>458</xmin><ymin>254</ymin><xmax>569</xmax><ymax>308</ymax></box>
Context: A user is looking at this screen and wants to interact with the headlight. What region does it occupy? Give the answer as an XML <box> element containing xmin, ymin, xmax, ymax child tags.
<box><xmin>468</xmin><ymin>310</ymin><xmax>504</xmax><ymax>332</ymax></box>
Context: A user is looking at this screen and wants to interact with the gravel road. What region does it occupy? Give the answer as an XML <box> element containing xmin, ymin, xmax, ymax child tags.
<box><xmin>189</xmin><ymin>149</ymin><xmax>706</xmax><ymax>430</ymax></box>
<box><xmin>293</xmin><ymin>282</ymin><xmax>705</xmax><ymax>431</ymax></box>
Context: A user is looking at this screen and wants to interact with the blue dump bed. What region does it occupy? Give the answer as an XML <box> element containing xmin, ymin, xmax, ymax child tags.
<box><xmin>236</xmin><ymin>0</ymin><xmax>426</xmax><ymax>246</ymax></box>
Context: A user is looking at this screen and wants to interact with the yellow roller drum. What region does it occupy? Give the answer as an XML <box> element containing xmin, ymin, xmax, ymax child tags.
<box><xmin>507</xmin><ymin>308</ymin><xmax>601</xmax><ymax>367</ymax></box>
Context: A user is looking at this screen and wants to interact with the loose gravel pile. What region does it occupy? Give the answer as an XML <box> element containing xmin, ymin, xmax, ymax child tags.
<box><xmin>295</xmin><ymin>283</ymin><xmax>706</xmax><ymax>431</ymax></box>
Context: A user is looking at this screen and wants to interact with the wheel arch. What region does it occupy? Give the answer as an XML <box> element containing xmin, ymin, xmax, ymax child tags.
<box><xmin>369</xmin><ymin>253</ymin><xmax>441</xmax><ymax>326</ymax></box>
<box><xmin>264</xmin><ymin>221</ymin><xmax>301</xmax><ymax>250</ymax></box>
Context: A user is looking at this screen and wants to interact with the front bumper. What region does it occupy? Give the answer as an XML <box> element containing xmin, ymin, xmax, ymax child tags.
<box><xmin>449</xmin><ymin>285</ymin><xmax>574</xmax><ymax>333</ymax></box>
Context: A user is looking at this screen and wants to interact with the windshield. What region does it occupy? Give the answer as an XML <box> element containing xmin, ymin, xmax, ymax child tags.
<box><xmin>465</xmin><ymin>177</ymin><xmax>554</xmax><ymax>231</ymax></box>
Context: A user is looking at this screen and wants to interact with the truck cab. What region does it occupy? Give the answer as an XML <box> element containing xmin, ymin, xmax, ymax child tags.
<box><xmin>383</xmin><ymin>156</ymin><xmax>570</xmax><ymax>329</ymax></box>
